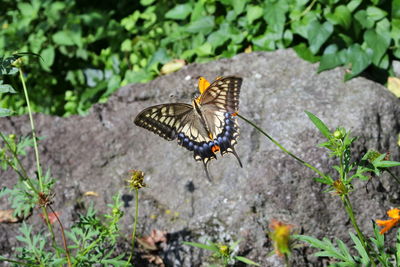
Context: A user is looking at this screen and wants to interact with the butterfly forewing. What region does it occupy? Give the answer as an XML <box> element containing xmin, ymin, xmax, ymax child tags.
<box><xmin>134</xmin><ymin>103</ymin><xmax>193</xmax><ymax>141</ymax></box>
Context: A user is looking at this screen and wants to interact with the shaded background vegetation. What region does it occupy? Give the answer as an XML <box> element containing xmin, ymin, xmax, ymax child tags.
<box><xmin>1</xmin><ymin>0</ymin><xmax>399</xmax><ymax>116</ymax></box>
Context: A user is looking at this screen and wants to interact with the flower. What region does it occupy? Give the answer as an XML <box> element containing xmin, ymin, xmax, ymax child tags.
<box><xmin>269</xmin><ymin>219</ymin><xmax>294</xmax><ymax>257</ymax></box>
<box><xmin>332</xmin><ymin>179</ymin><xmax>348</xmax><ymax>196</ymax></box>
<box><xmin>126</xmin><ymin>170</ymin><xmax>146</xmax><ymax>190</ymax></box>
<box><xmin>376</xmin><ymin>208</ymin><xmax>400</xmax><ymax>234</ymax></box>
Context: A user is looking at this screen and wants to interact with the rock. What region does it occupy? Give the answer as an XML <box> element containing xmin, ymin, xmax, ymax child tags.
<box><xmin>1</xmin><ymin>49</ymin><xmax>400</xmax><ymax>266</ymax></box>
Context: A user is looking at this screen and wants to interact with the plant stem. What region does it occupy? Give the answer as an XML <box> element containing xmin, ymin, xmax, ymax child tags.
<box><xmin>49</xmin><ymin>205</ymin><xmax>72</xmax><ymax>267</ymax></box>
<box><xmin>342</xmin><ymin>196</ymin><xmax>375</xmax><ymax>266</ymax></box>
<box><xmin>18</xmin><ymin>68</ymin><xmax>59</xmax><ymax>257</ymax></box>
<box><xmin>19</xmin><ymin>69</ymin><xmax>43</xmax><ymax>190</ymax></box>
<box><xmin>237</xmin><ymin>114</ymin><xmax>328</xmax><ymax>180</ymax></box>
<box><xmin>126</xmin><ymin>188</ymin><xmax>139</xmax><ymax>266</ymax></box>
<box><xmin>387</xmin><ymin>169</ymin><xmax>400</xmax><ymax>185</ymax></box>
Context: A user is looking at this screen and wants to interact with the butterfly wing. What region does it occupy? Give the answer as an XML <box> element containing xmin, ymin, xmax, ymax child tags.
<box><xmin>199</xmin><ymin>77</ymin><xmax>242</xmax><ymax>166</ymax></box>
<box><xmin>134</xmin><ymin>102</ymin><xmax>215</xmax><ymax>180</ymax></box>
<box><xmin>134</xmin><ymin>103</ymin><xmax>194</xmax><ymax>141</ymax></box>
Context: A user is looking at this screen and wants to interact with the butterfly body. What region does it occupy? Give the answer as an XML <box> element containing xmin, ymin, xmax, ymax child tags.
<box><xmin>134</xmin><ymin>76</ymin><xmax>242</xmax><ymax>180</ymax></box>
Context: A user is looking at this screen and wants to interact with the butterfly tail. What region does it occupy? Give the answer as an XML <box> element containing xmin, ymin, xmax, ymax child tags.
<box><xmin>203</xmin><ymin>161</ymin><xmax>212</xmax><ymax>182</ymax></box>
<box><xmin>231</xmin><ymin>148</ymin><xmax>243</xmax><ymax>168</ymax></box>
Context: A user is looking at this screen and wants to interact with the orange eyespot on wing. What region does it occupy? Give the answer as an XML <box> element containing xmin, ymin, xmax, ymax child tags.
<box><xmin>211</xmin><ymin>145</ymin><xmax>220</xmax><ymax>153</ymax></box>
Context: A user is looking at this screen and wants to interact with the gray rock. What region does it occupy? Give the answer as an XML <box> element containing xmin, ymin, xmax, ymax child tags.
<box><xmin>1</xmin><ymin>49</ymin><xmax>400</xmax><ymax>266</ymax></box>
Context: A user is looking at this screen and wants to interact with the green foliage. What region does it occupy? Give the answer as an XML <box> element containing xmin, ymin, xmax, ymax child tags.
<box><xmin>6</xmin><ymin>195</ymin><xmax>128</xmax><ymax>266</ymax></box>
<box><xmin>305</xmin><ymin>111</ymin><xmax>400</xmax><ymax>187</ymax></box>
<box><xmin>184</xmin><ymin>240</ymin><xmax>260</xmax><ymax>266</ymax></box>
<box><xmin>296</xmin><ymin>226</ymin><xmax>400</xmax><ymax>266</ymax></box>
<box><xmin>65</xmin><ymin>195</ymin><xmax>127</xmax><ymax>266</ymax></box>
<box><xmin>0</xmin><ymin>169</ymin><xmax>55</xmax><ymax>218</ymax></box>
<box><xmin>2</xmin><ymin>0</ymin><xmax>399</xmax><ymax>116</ymax></box>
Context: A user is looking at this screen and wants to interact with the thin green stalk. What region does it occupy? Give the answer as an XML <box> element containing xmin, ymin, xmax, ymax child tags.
<box><xmin>18</xmin><ymin>68</ymin><xmax>59</xmax><ymax>257</ymax></box>
<box><xmin>19</xmin><ymin>69</ymin><xmax>43</xmax><ymax>190</ymax></box>
<box><xmin>387</xmin><ymin>169</ymin><xmax>400</xmax><ymax>185</ymax></box>
<box><xmin>126</xmin><ymin>188</ymin><xmax>139</xmax><ymax>266</ymax></box>
<box><xmin>342</xmin><ymin>196</ymin><xmax>375</xmax><ymax>266</ymax></box>
<box><xmin>237</xmin><ymin>114</ymin><xmax>328</xmax><ymax>180</ymax></box>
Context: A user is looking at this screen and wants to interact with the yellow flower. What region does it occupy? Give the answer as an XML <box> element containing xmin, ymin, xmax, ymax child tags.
<box><xmin>126</xmin><ymin>170</ymin><xmax>146</xmax><ymax>190</ymax></box>
<box><xmin>376</xmin><ymin>208</ymin><xmax>400</xmax><ymax>234</ymax></box>
<box><xmin>269</xmin><ymin>219</ymin><xmax>293</xmax><ymax>257</ymax></box>
<box><xmin>218</xmin><ymin>244</ymin><xmax>230</xmax><ymax>257</ymax></box>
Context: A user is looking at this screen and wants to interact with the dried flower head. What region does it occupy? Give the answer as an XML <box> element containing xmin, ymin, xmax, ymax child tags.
<box><xmin>332</xmin><ymin>179</ymin><xmax>348</xmax><ymax>196</ymax></box>
<box><xmin>126</xmin><ymin>170</ymin><xmax>146</xmax><ymax>190</ymax></box>
<box><xmin>37</xmin><ymin>192</ymin><xmax>54</xmax><ymax>207</ymax></box>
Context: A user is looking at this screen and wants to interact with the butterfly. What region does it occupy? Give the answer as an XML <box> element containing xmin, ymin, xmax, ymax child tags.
<box><xmin>134</xmin><ymin>76</ymin><xmax>243</xmax><ymax>181</ymax></box>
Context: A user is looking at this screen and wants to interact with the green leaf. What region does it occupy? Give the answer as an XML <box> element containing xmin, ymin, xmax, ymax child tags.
<box><xmin>354</xmin><ymin>10</ymin><xmax>374</xmax><ymax>29</ymax></box>
<box><xmin>190</xmin><ymin>1</ymin><xmax>206</xmax><ymax>22</ymax></box>
<box><xmin>0</xmin><ymin>84</ymin><xmax>17</xmax><ymax>93</ymax></box>
<box><xmin>207</xmin><ymin>23</ymin><xmax>230</xmax><ymax>47</ymax></box>
<box><xmin>186</xmin><ymin>16</ymin><xmax>215</xmax><ymax>35</ymax></box>
<box><xmin>344</xmin><ymin>44</ymin><xmax>371</xmax><ymax>80</ymax></box>
<box><xmin>374</xmin><ymin>160</ymin><xmax>400</xmax><ymax>168</ymax></box>
<box><xmin>264</xmin><ymin>0</ymin><xmax>288</xmax><ymax>33</ymax></box>
<box><xmin>183</xmin><ymin>241</ymin><xmax>219</xmax><ymax>252</ymax></box>
<box><xmin>347</xmin><ymin>0</ymin><xmax>362</xmax><ymax>12</ymax></box>
<box><xmin>326</xmin><ymin>5</ymin><xmax>351</xmax><ymax>30</ymax></box>
<box><xmin>235</xmin><ymin>256</ymin><xmax>260</xmax><ymax>266</ymax></box>
<box><xmin>364</xmin><ymin>30</ymin><xmax>390</xmax><ymax>66</ymax></box>
<box><xmin>233</xmin><ymin>0</ymin><xmax>246</xmax><ymax>15</ymax></box>
<box><xmin>52</xmin><ymin>31</ymin><xmax>75</xmax><ymax>46</ymax></box>
<box><xmin>307</xmin><ymin>21</ymin><xmax>334</xmax><ymax>54</ymax></box>
<box><xmin>393</xmin><ymin>0</ymin><xmax>400</xmax><ymax>19</ymax></box>
<box><xmin>40</xmin><ymin>46</ymin><xmax>55</xmax><ymax>71</ymax></box>
<box><xmin>195</xmin><ymin>43</ymin><xmax>213</xmax><ymax>57</ymax></box>
<box><xmin>366</xmin><ymin>6</ymin><xmax>387</xmax><ymax>22</ymax></box>
<box><xmin>349</xmin><ymin>233</ymin><xmax>370</xmax><ymax>265</ymax></box>
<box><xmin>293</xmin><ymin>43</ymin><xmax>320</xmax><ymax>63</ymax></box>
<box><xmin>0</xmin><ymin>108</ymin><xmax>13</xmax><ymax>117</ymax></box>
<box><xmin>140</xmin><ymin>0</ymin><xmax>155</xmax><ymax>6</ymax></box>
<box><xmin>291</xmin><ymin>12</ymin><xmax>318</xmax><ymax>39</ymax></box>
<box><xmin>147</xmin><ymin>47</ymin><xmax>170</xmax><ymax>71</ymax></box>
<box><xmin>304</xmin><ymin>111</ymin><xmax>331</xmax><ymax>139</ymax></box>
<box><xmin>314</xmin><ymin>177</ymin><xmax>334</xmax><ymax>185</ymax></box>
<box><xmin>246</xmin><ymin>5</ymin><xmax>264</xmax><ymax>25</ymax></box>
<box><xmin>165</xmin><ymin>4</ymin><xmax>192</xmax><ymax>20</ymax></box>
<box><xmin>319</xmin><ymin>49</ymin><xmax>347</xmax><ymax>72</ymax></box>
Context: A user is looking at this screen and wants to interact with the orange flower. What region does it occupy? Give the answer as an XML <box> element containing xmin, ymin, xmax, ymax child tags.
<box><xmin>269</xmin><ymin>219</ymin><xmax>294</xmax><ymax>257</ymax></box>
<box><xmin>376</xmin><ymin>208</ymin><xmax>400</xmax><ymax>234</ymax></box>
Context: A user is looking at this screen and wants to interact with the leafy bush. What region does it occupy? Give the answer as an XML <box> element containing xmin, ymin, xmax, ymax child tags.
<box><xmin>1</xmin><ymin>0</ymin><xmax>398</xmax><ymax>116</ymax></box>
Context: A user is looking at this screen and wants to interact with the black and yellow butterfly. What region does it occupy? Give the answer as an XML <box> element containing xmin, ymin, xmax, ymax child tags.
<box><xmin>134</xmin><ymin>76</ymin><xmax>243</xmax><ymax>180</ymax></box>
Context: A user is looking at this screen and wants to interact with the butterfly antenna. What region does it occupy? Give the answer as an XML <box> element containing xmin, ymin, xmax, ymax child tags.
<box><xmin>231</xmin><ymin>148</ymin><xmax>243</xmax><ymax>168</ymax></box>
<box><xmin>203</xmin><ymin>161</ymin><xmax>213</xmax><ymax>182</ymax></box>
